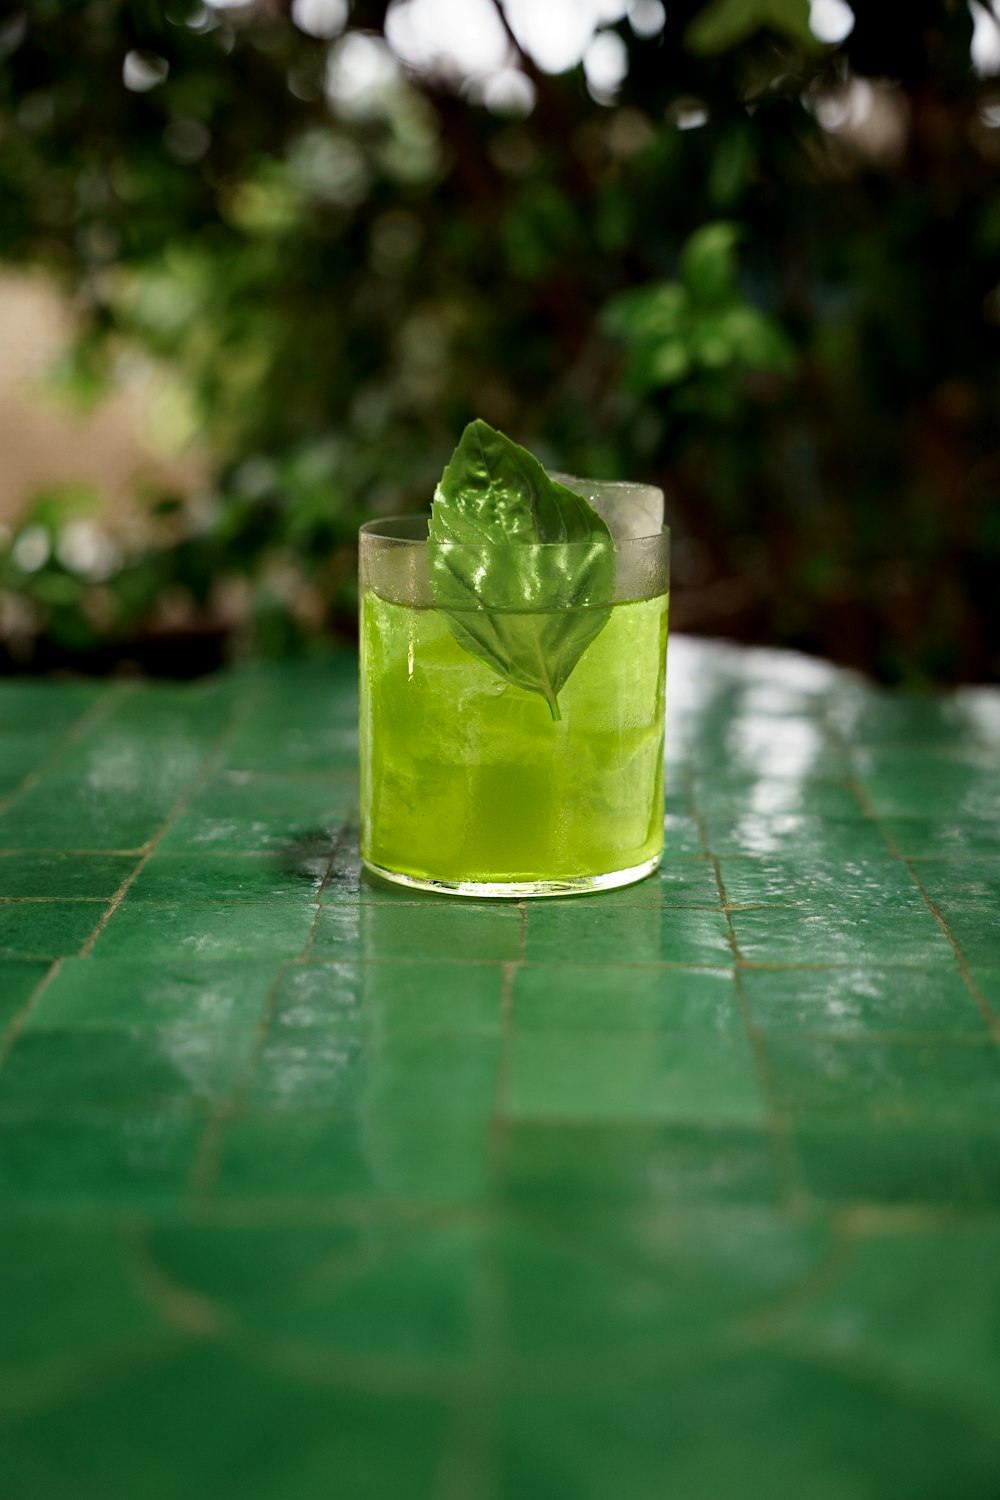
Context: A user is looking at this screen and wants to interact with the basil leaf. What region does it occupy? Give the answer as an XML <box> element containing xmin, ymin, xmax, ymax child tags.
<box><xmin>428</xmin><ymin>419</ymin><xmax>614</xmax><ymax>720</ymax></box>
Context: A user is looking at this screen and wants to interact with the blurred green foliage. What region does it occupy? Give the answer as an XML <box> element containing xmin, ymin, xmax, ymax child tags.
<box><xmin>0</xmin><ymin>0</ymin><xmax>998</xmax><ymax>682</ymax></box>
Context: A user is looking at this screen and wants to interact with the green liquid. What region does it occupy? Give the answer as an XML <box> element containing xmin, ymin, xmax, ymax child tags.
<box><xmin>360</xmin><ymin>591</ymin><xmax>668</xmax><ymax>886</ymax></box>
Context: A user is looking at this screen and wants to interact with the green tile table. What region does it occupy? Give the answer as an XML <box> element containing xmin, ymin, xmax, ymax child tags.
<box><xmin>1</xmin><ymin>640</ymin><xmax>999</xmax><ymax>1499</ymax></box>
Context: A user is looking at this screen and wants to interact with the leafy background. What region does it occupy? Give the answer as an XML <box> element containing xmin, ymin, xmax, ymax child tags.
<box><xmin>1</xmin><ymin>0</ymin><xmax>998</xmax><ymax>683</ymax></box>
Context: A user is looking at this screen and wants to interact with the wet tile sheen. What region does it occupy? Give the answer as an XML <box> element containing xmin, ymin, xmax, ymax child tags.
<box><xmin>1</xmin><ymin>643</ymin><xmax>999</xmax><ymax>1500</ymax></box>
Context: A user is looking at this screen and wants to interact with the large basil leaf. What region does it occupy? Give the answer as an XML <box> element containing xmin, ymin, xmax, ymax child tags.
<box><xmin>428</xmin><ymin>420</ymin><xmax>614</xmax><ymax>720</ymax></box>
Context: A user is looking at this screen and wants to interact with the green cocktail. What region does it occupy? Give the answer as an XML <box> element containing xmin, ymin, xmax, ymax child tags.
<box><xmin>359</xmin><ymin>422</ymin><xmax>668</xmax><ymax>896</ymax></box>
<box><xmin>359</xmin><ymin>516</ymin><xmax>669</xmax><ymax>897</ymax></box>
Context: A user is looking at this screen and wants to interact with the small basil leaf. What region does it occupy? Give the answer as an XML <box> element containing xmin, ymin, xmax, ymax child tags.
<box><xmin>428</xmin><ymin>420</ymin><xmax>614</xmax><ymax>720</ymax></box>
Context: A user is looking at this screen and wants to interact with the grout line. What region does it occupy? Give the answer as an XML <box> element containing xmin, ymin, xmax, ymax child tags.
<box><xmin>0</xmin><ymin>958</ymin><xmax>63</xmax><ymax>1071</ymax></box>
<box><xmin>0</xmin><ymin>848</ymin><xmax>146</xmax><ymax>857</ymax></box>
<box><xmin>0</xmin><ymin>685</ymin><xmax>130</xmax><ymax>821</ymax></box>
<box><xmin>299</xmin><ymin>823</ymin><xmax>352</xmax><ymax>959</ymax></box>
<box><xmin>0</xmin><ymin>850</ymin><xmax>348</xmax><ymax>864</ymax></box>
<box><xmin>902</xmin><ymin>859</ymin><xmax>1000</xmax><ymax>1049</ymax></box>
<box><xmin>492</xmin><ymin>960</ymin><xmax>518</xmax><ymax>1128</ymax></box>
<box><xmin>0</xmin><ymin>896</ymin><xmax>110</xmax><ymax>904</ymax></box>
<box><xmin>13</xmin><ymin>843</ymin><xmax>993</xmax><ymax>863</ymax></box>
<box><xmin>2</xmin><ymin>1095</ymin><xmax>998</xmax><ymax>1129</ymax></box>
<box><xmin>0</xmin><ymin>1326</ymin><xmax>186</xmax><ymax>1428</ymax></box>
<box><xmin>0</xmin><ymin>1021</ymin><xmax>993</xmax><ymax>1056</ymax></box>
<box><xmin>435</xmin><ymin>945</ymin><xmax>524</xmax><ymax>1500</ymax></box>
<box><xmin>0</xmin><ymin>1191</ymin><xmax>993</xmax><ymax>1232</ymax></box>
<box><xmin>907</xmin><ymin>853</ymin><xmax>1000</xmax><ymax>862</ymax></box>
<box><xmin>0</xmin><ymin>893</ymin><xmax>793</xmax><ymax>912</ymax></box>
<box><xmin>75</xmin><ymin>698</ymin><xmax>262</xmax><ymax>961</ymax></box>
<box><xmin>841</xmin><ymin>771</ymin><xmax>902</xmax><ymax>861</ymax></box>
<box><xmin>0</xmin><ymin>953</ymin><xmax>973</xmax><ymax>974</ymax></box>
<box><xmin>188</xmin><ymin>822</ymin><xmax>350</xmax><ymax>1201</ymax></box>
<box><xmin>57</xmin><ymin>1195</ymin><xmax>1000</xmax><ymax>1230</ymax></box>
<box><xmin>836</xmin><ymin>744</ymin><xmax>1000</xmax><ymax>1050</ymax></box>
<box><xmin>185</xmin><ymin>960</ymin><xmax>292</xmax><ymax>1202</ymax></box>
<box><xmin>685</xmin><ymin>767</ymin><xmax>807</xmax><ymax>1211</ymax></box>
<box><xmin>501</xmin><ymin>961</ymin><xmax>517</xmax><ymax>1039</ymax></box>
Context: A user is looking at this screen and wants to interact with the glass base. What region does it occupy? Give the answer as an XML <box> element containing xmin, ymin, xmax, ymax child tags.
<box><xmin>360</xmin><ymin>852</ymin><xmax>662</xmax><ymax>900</ymax></box>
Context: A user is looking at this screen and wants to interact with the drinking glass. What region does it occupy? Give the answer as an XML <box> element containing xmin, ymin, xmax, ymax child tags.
<box><xmin>359</xmin><ymin>479</ymin><xmax>669</xmax><ymax>897</ymax></box>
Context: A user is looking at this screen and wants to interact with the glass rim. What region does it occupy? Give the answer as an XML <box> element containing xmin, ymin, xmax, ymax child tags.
<box><xmin>358</xmin><ymin>514</ymin><xmax>670</xmax><ymax>547</ymax></box>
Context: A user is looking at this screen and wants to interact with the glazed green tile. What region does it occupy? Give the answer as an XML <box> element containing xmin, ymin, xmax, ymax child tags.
<box><xmin>740</xmin><ymin>966</ymin><xmax>988</xmax><ymax>1035</ymax></box>
<box><xmin>662</xmin><ymin>813</ymin><xmax>705</xmax><ymax>856</ymax></box>
<box><xmin>129</xmin><ymin>851</ymin><xmax>325</xmax><ymax>903</ymax></box>
<box><xmin>0</xmin><ymin>1111</ymin><xmax>200</xmax><ymax>1207</ymax></box>
<box><xmin>158</xmin><ymin>773</ymin><xmax>353</xmax><ymax>853</ymax></box>
<box><xmin>0</xmin><ymin>769</ymin><xmax>24</xmax><ymax>799</ymax></box>
<box><xmin>496</xmin><ymin>1213</ymin><xmax>824</xmax><ymax>1364</ymax></box>
<box><xmin>523</xmin><ymin>905</ymin><xmax>732</xmax><ymax>966</ymax></box>
<box><xmin>0</xmin><ymin>851</ymin><xmax>135</xmax><ymax>898</ymax></box>
<box><xmin>691</xmin><ymin>775</ymin><xmax>864</xmax><ymax>820</ymax></box>
<box><xmin>0</xmin><ymin>1221</ymin><xmax>159</xmax><ymax>1370</ymax></box>
<box><xmin>215</xmin><ymin>1113</ymin><xmax>372</xmax><ymax>1198</ymax></box>
<box><xmin>729</xmin><ymin>887</ymin><xmax>953</xmax><ymax>966</ymax></box>
<box><xmin>764</xmin><ymin>1036</ymin><xmax>1000</xmax><ymax>1121</ymax></box>
<box><xmin>0</xmin><ymin>959</ymin><xmax>49</xmax><ymax>1031</ymax></box>
<box><xmin>691</xmin><ymin>726</ymin><xmax>848</xmax><ymax>780</ymax></box>
<box><xmin>0</xmin><ymin>730</ymin><xmax>55</xmax><ymax>779</ymax></box>
<box><xmin>144</xmin><ymin>1221</ymin><xmax>365</xmax><ymax>1306</ymax></box>
<box><xmin>358</xmin><ymin>1033</ymin><xmax>500</xmax><ymax>1116</ymax></box>
<box><xmin>243</xmin><ymin>1225</ymin><xmax>476</xmax><ymax>1360</ymax></box>
<box><xmin>0</xmin><ymin>1345</ymin><xmax>447</xmax><ymax>1500</ymax></box>
<box><xmin>215</xmin><ymin>1112</ymin><xmax>491</xmax><ymax>1201</ymax></box>
<box><xmin>502</xmin><ymin>1123</ymin><xmax>780</xmax><ymax>1208</ymax></box>
<box><xmin>913</xmin><ymin>861</ymin><xmax>1000</xmax><ymax>965</ymax></box>
<box><xmin>777</xmin><ymin>1229</ymin><xmax>1000</xmax><ymax>1422</ymax></box>
<box><xmin>274</xmin><ymin>961</ymin><xmax>504</xmax><ymax>1033</ymax></box>
<box><xmin>306</xmin><ymin>903</ymin><xmax>362</xmax><ymax>953</ymax></box>
<box><xmin>0</xmin><ymin>1026</ymin><xmax>255</xmax><ymax>1108</ymax></box>
<box><xmin>0</xmin><ymin>692</ymin><xmax>234</xmax><ymax>850</ymax></box>
<box><xmin>719</xmin><ymin>854</ymin><xmax>900</xmax><ymax>908</ymax></box>
<box><xmin>0</xmin><ymin>772</ymin><xmax>177</xmax><ymax>851</ymax></box>
<box><xmin>146</xmin><ymin>1219</ymin><xmax>475</xmax><ymax>1361</ymax></box>
<box><xmin>791</xmin><ymin>1120</ymin><xmax>994</xmax><ymax>1205</ymax></box>
<box><xmin>495</xmin><ymin>1350</ymin><xmax>1000</xmax><ymax>1500</ymax></box>
<box><xmin>506</xmin><ymin>1032</ymin><xmax>763</xmax><ymax>1124</ymax></box>
<box><xmin>964</xmin><ymin>1123</ymin><xmax>1000</xmax><ymax>1199</ymax></box>
<box><xmin>662</xmin><ymin>754</ymin><xmax>688</xmax><ymax>790</ymax></box>
<box><xmin>90</xmin><ymin>899</ymin><xmax>317</xmax><ymax>960</ymax></box>
<box><xmin>0</xmin><ymin>679</ymin><xmax>106</xmax><ymax>730</ymax></box>
<box><xmin>513</xmin><ymin>965</ymin><xmax>739</xmax><ymax>1032</ymax></box>
<box><xmin>864</xmin><ymin>769</ymin><xmax>1000</xmax><ymax>820</ymax></box>
<box><xmin>970</xmin><ymin>966</ymin><xmax>1000</xmax><ymax>1012</ymax></box>
<box><xmin>223</xmin><ymin>719</ymin><xmax>358</xmax><ymax>774</ymax></box>
<box><xmin>655</xmin><ymin>907</ymin><xmax>736</xmax><ymax>965</ymax></box>
<box><xmin>3</xmin><ymin>645</ymin><xmax>1000</xmax><ymax>1496</ymax></box>
<box><xmin>318</xmin><ymin>834</ymin><xmax>365</xmax><ymax>898</ymax></box>
<box><xmin>610</xmin><ymin>859</ymin><xmax>723</xmax><ymax>907</ymax></box>
<box><xmin>29</xmin><ymin>957</ymin><xmax>276</xmax><ymax>1029</ymax></box>
<box><xmin>832</xmin><ymin>691</ymin><xmax>969</xmax><ymax>747</ymax></box>
<box><xmin>245</xmin><ymin>1032</ymin><xmax>366</xmax><ymax>1111</ymax></box>
<box><xmin>242</xmin><ymin>650</ymin><xmax>358</xmax><ymax>701</ymax></box>
<box><xmin>884</xmin><ymin>817</ymin><xmax>1000</xmax><ymax>858</ymax></box>
<box><xmin>705</xmin><ymin>815</ymin><xmax>890</xmax><ymax>860</ymax></box>
<box><xmin>0</xmin><ymin>900</ymin><xmax>101</xmax><ymax>958</ymax></box>
<box><xmin>312</xmin><ymin>900</ymin><xmax>522</xmax><ymax>964</ymax></box>
<box><xmin>853</xmin><ymin>749</ymin><xmax>1000</xmax><ymax>819</ymax></box>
